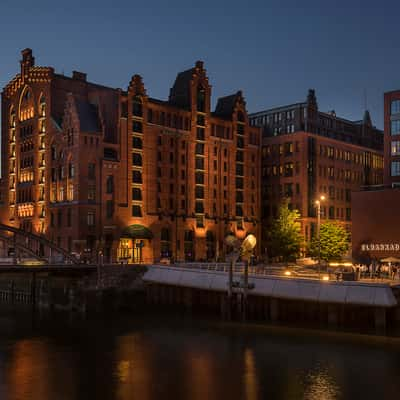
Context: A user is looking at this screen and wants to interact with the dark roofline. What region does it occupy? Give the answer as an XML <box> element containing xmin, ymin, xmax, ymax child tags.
<box><xmin>249</xmin><ymin>101</ymin><xmax>307</xmax><ymax>116</ymax></box>
<box><xmin>54</xmin><ymin>73</ymin><xmax>119</xmax><ymax>92</ymax></box>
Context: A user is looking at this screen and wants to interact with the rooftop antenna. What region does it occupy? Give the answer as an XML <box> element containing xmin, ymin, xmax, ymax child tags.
<box><xmin>363</xmin><ymin>88</ymin><xmax>368</xmax><ymax>111</ymax></box>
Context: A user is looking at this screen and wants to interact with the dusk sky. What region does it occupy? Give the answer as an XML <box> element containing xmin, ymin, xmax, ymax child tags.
<box><xmin>1</xmin><ymin>0</ymin><xmax>399</xmax><ymax>129</ymax></box>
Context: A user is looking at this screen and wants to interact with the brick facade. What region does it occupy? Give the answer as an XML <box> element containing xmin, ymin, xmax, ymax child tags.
<box><xmin>0</xmin><ymin>50</ymin><xmax>261</xmax><ymax>263</ymax></box>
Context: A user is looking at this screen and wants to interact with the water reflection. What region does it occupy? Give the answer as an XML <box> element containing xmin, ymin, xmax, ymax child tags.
<box><xmin>0</xmin><ymin>315</ymin><xmax>399</xmax><ymax>400</ymax></box>
<box><xmin>302</xmin><ymin>364</ymin><xmax>340</xmax><ymax>400</ymax></box>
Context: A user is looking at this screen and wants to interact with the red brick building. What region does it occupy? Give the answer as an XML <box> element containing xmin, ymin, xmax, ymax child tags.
<box><xmin>0</xmin><ymin>49</ymin><xmax>261</xmax><ymax>263</ymax></box>
<box><xmin>352</xmin><ymin>89</ymin><xmax>400</xmax><ymax>260</ymax></box>
<box><xmin>249</xmin><ymin>90</ymin><xmax>384</xmax><ymax>251</ymax></box>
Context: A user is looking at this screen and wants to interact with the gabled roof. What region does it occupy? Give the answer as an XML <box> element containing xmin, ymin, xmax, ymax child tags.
<box><xmin>168</xmin><ymin>68</ymin><xmax>194</xmax><ymax>109</ymax></box>
<box><xmin>75</xmin><ymin>99</ymin><xmax>101</xmax><ymax>132</ymax></box>
<box><xmin>214</xmin><ymin>91</ymin><xmax>244</xmax><ymax>119</ymax></box>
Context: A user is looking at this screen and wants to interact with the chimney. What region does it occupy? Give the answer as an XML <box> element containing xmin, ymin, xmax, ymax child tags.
<box><xmin>72</xmin><ymin>71</ymin><xmax>87</xmax><ymax>82</ymax></box>
<box><xmin>20</xmin><ymin>48</ymin><xmax>35</xmax><ymax>76</ymax></box>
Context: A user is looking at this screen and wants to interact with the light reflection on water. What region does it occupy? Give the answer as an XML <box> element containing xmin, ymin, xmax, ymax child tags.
<box><xmin>0</xmin><ymin>314</ymin><xmax>399</xmax><ymax>400</ymax></box>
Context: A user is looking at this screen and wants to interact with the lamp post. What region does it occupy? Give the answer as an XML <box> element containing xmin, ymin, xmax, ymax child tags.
<box><xmin>315</xmin><ymin>195</ymin><xmax>325</xmax><ymax>277</ymax></box>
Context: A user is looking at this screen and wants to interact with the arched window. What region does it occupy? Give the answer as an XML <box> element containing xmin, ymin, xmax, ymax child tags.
<box><xmin>19</xmin><ymin>86</ymin><xmax>34</xmax><ymax>121</ymax></box>
<box><xmin>39</xmin><ymin>94</ymin><xmax>46</xmax><ymax>117</ymax></box>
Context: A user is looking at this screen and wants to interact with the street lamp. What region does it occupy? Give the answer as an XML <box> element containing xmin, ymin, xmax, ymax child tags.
<box><xmin>315</xmin><ymin>195</ymin><xmax>325</xmax><ymax>277</ymax></box>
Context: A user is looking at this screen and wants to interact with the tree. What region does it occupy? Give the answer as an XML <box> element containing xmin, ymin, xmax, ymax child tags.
<box><xmin>266</xmin><ymin>201</ymin><xmax>303</xmax><ymax>262</ymax></box>
<box><xmin>309</xmin><ymin>221</ymin><xmax>350</xmax><ymax>262</ymax></box>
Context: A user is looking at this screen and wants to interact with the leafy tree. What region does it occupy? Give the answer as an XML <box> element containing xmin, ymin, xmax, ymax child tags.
<box><xmin>266</xmin><ymin>201</ymin><xmax>303</xmax><ymax>262</ymax></box>
<box><xmin>309</xmin><ymin>221</ymin><xmax>350</xmax><ymax>262</ymax></box>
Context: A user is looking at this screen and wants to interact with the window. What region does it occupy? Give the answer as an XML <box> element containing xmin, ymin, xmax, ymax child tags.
<box><xmin>57</xmin><ymin>210</ymin><xmax>62</xmax><ymax>227</ymax></box>
<box><xmin>132</xmin><ymin>187</ymin><xmax>142</xmax><ymax>200</ymax></box>
<box><xmin>195</xmin><ymin>172</ymin><xmax>204</xmax><ymax>184</ymax></box>
<box><xmin>329</xmin><ymin>206</ymin><xmax>335</xmax><ymax>219</ymax></box>
<box><xmin>284</xmin><ymin>162</ymin><xmax>293</xmax><ymax>177</ymax></box>
<box><xmin>106</xmin><ymin>176</ymin><xmax>114</xmax><ymax>193</ymax></box>
<box><xmin>195</xmin><ymin>185</ymin><xmax>204</xmax><ymax>199</ymax></box>
<box><xmin>236</xmin><ymin>205</ymin><xmax>243</xmax><ymax>216</ymax></box>
<box><xmin>106</xmin><ymin>200</ymin><xmax>114</xmax><ymax>218</ymax></box>
<box><xmin>132</xmin><ymin>170</ymin><xmax>142</xmax><ymax>183</ymax></box>
<box><xmin>197</xmin><ymin>127</ymin><xmax>205</xmax><ymax>140</ymax></box>
<box><xmin>132</xmin><ymin>120</ymin><xmax>143</xmax><ymax>133</ymax></box>
<box><xmin>132</xmin><ymin>153</ymin><xmax>142</xmax><ymax>166</ymax></box>
<box><xmin>197</xmin><ymin>86</ymin><xmax>205</xmax><ymax>112</ymax></box>
<box><xmin>236</xmin><ymin>177</ymin><xmax>243</xmax><ymax>189</ymax></box>
<box><xmin>132</xmin><ymin>136</ymin><xmax>142</xmax><ymax>149</ymax></box>
<box><xmin>132</xmin><ymin>96</ymin><xmax>143</xmax><ymax>117</ymax></box>
<box><xmin>88</xmin><ymin>185</ymin><xmax>96</xmax><ymax>202</ymax></box>
<box><xmin>236</xmin><ymin>151</ymin><xmax>244</xmax><ymax>162</ymax></box>
<box><xmin>132</xmin><ymin>205</ymin><xmax>142</xmax><ymax>217</ymax></box>
<box><xmin>392</xmin><ymin>141</ymin><xmax>400</xmax><ymax>156</ymax></box>
<box><xmin>391</xmin><ymin>161</ymin><xmax>400</xmax><ymax>176</ymax></box>
<box><xmin>88</xmin><ymin>163</ymin><xmax>96</xmax><ymax>179</ymax></box>
<box><xmin>87</xmin><ymin>211</ymin><xmax>95</xmax><ymax>226</ymax></box>
<box><xmin>195</xmin><ymin>157</ymin><xmax>204</xmax><ymax>170</ymax></box>
<box><xmin>68</xmin><ymin>163</ymin><xmax>75</xmax><ymax>178</ymax></box>
<box><xmin>391</xmin><ymin>100</ymin><xmax>400</xmax><ymax>115</ymax></box>
<box><xmin>391</xmin><ymin>120</ymin><xmax>400</xmax><ymax>135</ymax></box>
<box><xmin>236</xmin><ymin>191</ymin><xmax>244</xmax><ymax>202</ymax></box>
<box><xmin>236</xmin><ymin>164</ymin><xmax>244</xmax><ymax>176</ymax></box>
<box><xmin>195</xmin><ymin>143</ymin><xmax>204</xmax><ymax>155</ymax></box>
<box><xmin>195</xmin><ymin>201</ymin><xmax>204</xmax><ymax>213</ymax></box>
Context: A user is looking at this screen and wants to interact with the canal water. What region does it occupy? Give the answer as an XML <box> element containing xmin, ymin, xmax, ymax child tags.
<box><xmin>0</xmin><ymin>311</ymin><xmax>399</xmax><ymax>400</ymax></box>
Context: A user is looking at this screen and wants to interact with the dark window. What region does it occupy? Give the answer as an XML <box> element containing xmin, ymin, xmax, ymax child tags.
<box><xmin>195</xmin><ymin>172</ymin><xmax>204</xmax><ymax>184</ymax></box>
<box><xmin>106</xmin><ymin>200</ymin><xmax>114</xmax><ymax>218</ymax></box>
<box><xmin>132</xmin><ymin>96</ymin><xmax>143</xmax><ymax>117</ymax></box>
<box><xmin>195</xmin><ymin>185</ymin><xmax>204</xmax><ymax>199</ymax></box>
<box><xmin>147</xmin><ymin>109</ymin><xmax>153</xmax><ymax>123</ymax></box>
<box><xmin>195</xmin><ymin>157</ymin><xmax>204</xmax><ymax>170</ymax></box>
<box><xmin>197</xmin><ymin>127</ymin><xmax>205</xmax><ymax>140</ymax></box>
<box><xmin>237</xmin><ymin>136</ymin><xmax>244</xmax><ymax>148</ymax></box>
<box><xmin>195</xmin><ymin>143</ymin><xmax>204</xmax><ymax>155</ymax></box>
<box><xmin>132</xmin><ymin>136</ymin><xmax>142</xmax><ymax>149</ymax></box>
<box><xmin>132</xmin><ymin>120</ymin><xmax>143</xmax><ymax>133</ymax></box>
<box><xmin>236</xmin><ymin>205</ymin><xmax>243</xmax><ymax>216</ymax></box>
<box><xmin>197</xmin><ymin>86</ymin><xmax>205</xmax><ymax>112</ymax></box>
<box><xmin>106</xmin><ymin>176</ymin><xmax>114</xmax><ymax>194</ymax></box>
<box><xmin>132</xmin><ymin>170</ymin><xmax>142</xmax><ymax>183</ymax></box>
<box><xmin>197</xmin><ymin>114</ymin><xmax>205</xmax><ymax>126</ymax></box>
<box><xmin>88</xmin><ymin>163</ymin><xmax>96</xmax><ymax>179</ymax></box>
<box><xmin>236</xmin><ymin>191</ymin><xmax>243</xmax><ymax>202</ymax></box>
<box><xmin>236</xmin><ymin>164</ymin><xmax>244</xmax><ymax>176</ymax></box>
<box><xmin>132</xmin><ymin>153</ymin><xmax>142</xmax><ymax>166</ymax></box>
<box><xmin>236</xmin><ymin>151</ymin><xmax>244</xmax><ymax>162</ymax></box>
<box><xmin>195</xmin><ymin>201</ymin><xmax>204</xmax><ymax>213</ymax></box>
<box><xmin>132</xmin><ymin>187</ymin><xmax>142</xmax><ymax>200</ymax></box>
<box><xmin>132</xmin><ymin>205</ymin><xmax>142</xmax><ymax>217</ymax></box>
<box><xmin>236</xmin><ymin>177</ymin><xmax>244</xmax><ymax>189</ymax></box>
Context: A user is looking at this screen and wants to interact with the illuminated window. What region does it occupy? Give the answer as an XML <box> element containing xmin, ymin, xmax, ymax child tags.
<box><xmin>391</xmin><ymin>141</ymin><xmax>400</xmax><ymax>156</ymax></box>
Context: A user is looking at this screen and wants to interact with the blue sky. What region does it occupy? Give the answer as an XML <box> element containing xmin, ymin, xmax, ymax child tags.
<box><xmin>1</xmin><ymin>0</ymin><xmax>399</xmax><ymax>129</ymax></box>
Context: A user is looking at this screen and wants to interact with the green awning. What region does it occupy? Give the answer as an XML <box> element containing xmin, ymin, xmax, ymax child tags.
<box><xmin>121</xmin><ymin>224</ymin><xmax>153</xmax><ymax>239</ymax></box>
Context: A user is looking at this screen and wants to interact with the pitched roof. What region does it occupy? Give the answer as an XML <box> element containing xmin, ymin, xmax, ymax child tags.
<box><xmin>214</xmin><ymin>91</ymin><xmax>243</xmax><ymax>119</ymax></box>
<box><xmin>75</xmin><ymin>99</ymin><xmax>101</xmax><ymax>132</ymax></box>
<box><xmin>168</xmin><ymin>68</ymin><xmax>194</xmax><ymax>109</ymax></box>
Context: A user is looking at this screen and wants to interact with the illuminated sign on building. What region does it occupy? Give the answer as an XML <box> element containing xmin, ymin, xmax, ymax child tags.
<box><xmin>361</xmin><ymin>243</ymin><xmax>400</xmax><ymax>252</ymax></box>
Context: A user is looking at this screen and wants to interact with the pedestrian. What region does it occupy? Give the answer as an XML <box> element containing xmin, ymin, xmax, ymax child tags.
<box><xmin>392</xmin><ymin>266</ymin><xmax>398</xmax><ymax>280</ymax></box>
